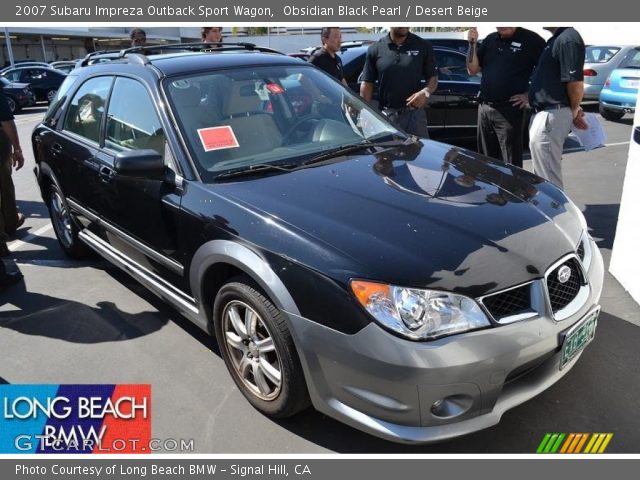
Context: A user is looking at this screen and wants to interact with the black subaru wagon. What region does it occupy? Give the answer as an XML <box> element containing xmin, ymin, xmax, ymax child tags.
<box><xmin>33</xmin><ymin>44</ymin><xmax>603</xmax><ymax>444</ymax></box>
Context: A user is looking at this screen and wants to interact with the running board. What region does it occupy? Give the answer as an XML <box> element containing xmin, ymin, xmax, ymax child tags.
<box><xmin>78</xmin><ymin>229</ymin><xmax>207</xmax><ymax>330</ymax></box>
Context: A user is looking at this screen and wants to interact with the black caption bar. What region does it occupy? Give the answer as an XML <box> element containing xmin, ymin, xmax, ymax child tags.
<box><xmin>3</xmin><ymin>0</ymin><xmax>640</xmax><ymax>22</ymax></box>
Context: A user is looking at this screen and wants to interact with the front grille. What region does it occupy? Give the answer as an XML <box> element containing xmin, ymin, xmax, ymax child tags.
<box><xmin>482</xmin><ymin>283</ymin><xmax>531</xmax><ymax>320</ymax></box>
<box><xmin>546</xmin><ymin>258</ymin><xmax>583</xmax><ymax>313</ymax></box>
<box><xmin>576</xmin><ymin>239</ymin><xmax>585</xmax><ymax>261</ymax></box>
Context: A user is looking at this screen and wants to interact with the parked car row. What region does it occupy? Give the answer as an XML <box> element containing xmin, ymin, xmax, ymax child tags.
<box><xmin>0</xmin><ymin>65</ymin><xmax>67</xmax><ymax>104</ymax></box>
<box><xmin>0</xmin><ymin>76</ymin><xmax>36</xmax><ymax>114</ymax></box>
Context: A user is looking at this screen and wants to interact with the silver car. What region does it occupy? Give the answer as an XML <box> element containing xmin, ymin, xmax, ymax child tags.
<box><xmin>584</xmin><ymin>45</ymin><xmax>640</xmax><ymax>100</ymax></box>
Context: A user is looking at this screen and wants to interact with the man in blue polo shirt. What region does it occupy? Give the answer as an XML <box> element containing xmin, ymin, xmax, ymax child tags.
<box><xmin>360</xmin><ymin>27</ymin><xmax>438</xmax><ymax>138</ymax></box>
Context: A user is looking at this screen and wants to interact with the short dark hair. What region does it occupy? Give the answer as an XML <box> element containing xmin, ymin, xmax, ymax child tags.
<box><xmin>130</xmin><ymin>28</ymin><xmax>146</xmax><ymax>40</ymax></box>
<box><xmin>201</xmin><ymin>27</ymin><xmax>223</xmax><ymax>41</ymax></box>
<box><xmin>320</xmin><ymin>27</ymin><xmax>339</xmax><ymax>43</ymax></box>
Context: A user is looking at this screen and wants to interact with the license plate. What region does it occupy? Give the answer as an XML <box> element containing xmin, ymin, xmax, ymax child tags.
<box><xmin>560</xmin><ymin>308</ymin><xmax>599</xmax><ymax>369</ymax></box>
<box><xmin>621</xmin><ymin>78</ymin><xmax>639</xmax><ymax>89</ymax></box>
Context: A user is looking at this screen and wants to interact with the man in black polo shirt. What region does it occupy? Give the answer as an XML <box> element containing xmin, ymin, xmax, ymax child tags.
<box><xmin>516</xmin><ymin>27</ymin><xmax>587</xmax><ymax>189</ymax></box>
<box><xmin>467</xmin><ymin>27</ymin><xmax>545</xmax><ymax>167</ymax></box>
<box><xmin>360</xmin><ymin>27</ymin><xmax>438</xmax><ymax>138</ymax></box>
<box><xmin>0</xmin><ymin>88</ymin><xmax>25</xmax><ymax>258</ymax></box>
<box><xmin>309</xmin><ymin>27</ymin><xmax>347</xmax><ymax>86</ymax></box>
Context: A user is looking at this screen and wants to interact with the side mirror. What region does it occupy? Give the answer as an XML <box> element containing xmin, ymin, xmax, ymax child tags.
<box><xmin>634</xmin><ymin>126</ymin><xmax>639</xmax><ymax>145</ymax></box>
<box><xmin>114</xmin><ymin>149</ymin><xmax>165</xmax><ymax>178</ymax></box>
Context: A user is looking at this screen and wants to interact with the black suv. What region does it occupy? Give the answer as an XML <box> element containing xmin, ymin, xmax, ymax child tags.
<box><xmin>33</xmin><ymin>44</ymin><xmax>603</xmax><ymax>444</ymax></box>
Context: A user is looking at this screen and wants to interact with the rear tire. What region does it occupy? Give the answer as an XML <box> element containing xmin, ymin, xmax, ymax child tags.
<box><xmin>599</xmin><ymin>104</ymin><xmax>625</xmax><ymax>121</ymax></box>
<box><xmin>47</xmin><ymin>183</ymin><xmax>90</xmax><ymax>259</ymax></box>
<box><xmin>213</xmin><ymin>277</ymin><xmax>310</xmax><ymax>418</ymax></box>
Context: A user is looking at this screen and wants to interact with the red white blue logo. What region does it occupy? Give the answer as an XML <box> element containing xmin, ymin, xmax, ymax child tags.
<box><xmin>0</xmin><ymin>384</ymin><xmax>151</xmax><ymax>453</ymax></box>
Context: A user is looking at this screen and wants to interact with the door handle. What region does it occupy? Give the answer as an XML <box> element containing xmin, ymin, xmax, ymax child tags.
<box><xmin>51</xmin><ymin>143</ymin><xmax>63</xmax><ymax>156</ymax></box>
<box><xmin>99</xmin><ymin>166</ymin><xmax>115</xmax><ymax>183</ymax></box>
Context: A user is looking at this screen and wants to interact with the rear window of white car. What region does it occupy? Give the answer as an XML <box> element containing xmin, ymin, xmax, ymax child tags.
<box><xmin>585</xmin><ymin>46</ymin><xmax>621</xmax><ymax>64</ymax></box>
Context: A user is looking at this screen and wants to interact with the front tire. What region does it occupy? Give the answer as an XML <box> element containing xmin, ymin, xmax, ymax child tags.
<box><xmin>47</xmin><ymin>183</ymin><xmax>90</xmax><ymax>259</ymax></box>
<box><xmin>213</xmin><ymin>277</ymin><xmax>310</xmax><ymax>418</ymax></box>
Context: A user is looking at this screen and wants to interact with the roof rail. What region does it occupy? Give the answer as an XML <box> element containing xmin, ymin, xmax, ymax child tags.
<box><xmin>77</xmin><ymin>42</ymin><xmax>284</xmax><ymax>68</ymax></box>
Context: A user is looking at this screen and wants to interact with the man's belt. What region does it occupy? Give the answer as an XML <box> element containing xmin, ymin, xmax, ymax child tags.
<box><xmin>533</xmin><ymin>103</ymin><xmax>569</xmax><ymax>113</ymax></box>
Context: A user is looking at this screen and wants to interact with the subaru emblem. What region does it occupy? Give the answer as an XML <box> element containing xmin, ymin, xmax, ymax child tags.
<box><xmin>558</xmin><ymin>265</ymin><xmax>572</xmax><ymax>284</ymax></box>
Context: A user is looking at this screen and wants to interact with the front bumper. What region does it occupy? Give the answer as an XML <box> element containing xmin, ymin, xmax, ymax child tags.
<box><xmin>285</xmin><ymin>241</ymin><xmax>604</xmax><ymax>444</ymax></box>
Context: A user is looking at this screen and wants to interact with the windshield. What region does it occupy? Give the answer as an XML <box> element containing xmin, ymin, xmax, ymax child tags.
<box><xmin>585</xmin><ymin>46</ymin><xmax>621</xmax><ymax>63</ymax></box>
<box><xmin>164</xmin><ymin>65</ymin><xmax>402</xmax><ymax>181</ymax></box>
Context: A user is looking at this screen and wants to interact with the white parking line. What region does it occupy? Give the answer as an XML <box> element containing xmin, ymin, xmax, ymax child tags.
<box><xmin>563</xmin><ymin>140</ymin><xmax>630</xmax><ymax>154</ymax></box>
<box><xmin>7</xmin><ymin>223</ymin><xmax>53</xmax><ymax>252</ymax></box>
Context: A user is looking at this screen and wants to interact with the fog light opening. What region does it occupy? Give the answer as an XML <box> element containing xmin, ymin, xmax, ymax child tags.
<box><xmin>430</xmin><ymin>394</ymin><xmax>473</xmax><ymax>419</ymax></box>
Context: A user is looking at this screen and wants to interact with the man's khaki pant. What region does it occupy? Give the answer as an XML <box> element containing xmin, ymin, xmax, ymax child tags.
<box><xmin>529</xmin><ymin>107</ymin><xmax>573</xmax><ymax>189</ymax></box>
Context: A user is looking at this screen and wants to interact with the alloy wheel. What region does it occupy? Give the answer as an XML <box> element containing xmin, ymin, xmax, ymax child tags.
<box><xmin>222</xmin><ymin>300</ymin><xmax>283</xmax><ymax>401</ymax></box>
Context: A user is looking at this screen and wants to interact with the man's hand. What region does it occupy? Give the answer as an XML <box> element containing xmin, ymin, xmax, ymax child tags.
<box><xmin>12</xmin><ymin>150</ymin><xmax>24</xmax><ymax>171</ymax></box>
<box><xmin>468</xmin><ymin>27</ymin><xmax>479</xmax><ymax>44</ymax></box>
<box><xmin>406</xmin><ymin>89</ymin><xmax>429</xmax><ymax>109</ymax></box>
<box><xmin>510</xmin><ymin>93</ymin><xmax>530</xmax><ymax>109</ymax></box>
<box><xmin>572</xmin><ymin>106</ymin><xmax>588</xmax><ymax>130</ymax></box>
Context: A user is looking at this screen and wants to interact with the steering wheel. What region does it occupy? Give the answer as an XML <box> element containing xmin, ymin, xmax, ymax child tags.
<box><xmin>281</xmin><ymin>116</ymin><xmax>322</xmax><ymax>145</ymax></box>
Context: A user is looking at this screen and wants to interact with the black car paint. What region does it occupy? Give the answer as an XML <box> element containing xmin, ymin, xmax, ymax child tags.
<box><xmin>32</xmin><ymin>53</ymin><xmax>583</xmax><ymax>337</ymax></box>
<box><xmin>0</xmin><ymin>77</ymin><xmax>35</xmax><ymax>113</ymax></box>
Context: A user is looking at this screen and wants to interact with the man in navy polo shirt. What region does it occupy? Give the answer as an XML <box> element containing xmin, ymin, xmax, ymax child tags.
<box><xmin>513</xmin><ymin>27</ymin><xmax>587</xmax><ymax>189</ymax></box>
<box><xmin>467</xmin><ymin>27</ymin><xmax>545</xmax><ymax>168</ymax></box>
<box><xmin>360</xmin><ymin>27</ymin><xmax>438</xmax><ymax>138</ymax></box>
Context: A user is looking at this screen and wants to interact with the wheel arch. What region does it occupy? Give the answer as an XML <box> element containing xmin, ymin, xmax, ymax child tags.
<box><xmin>190</xmin><ymin>240</ymin><xmax>300</xmax><ymax>333</ymax></box>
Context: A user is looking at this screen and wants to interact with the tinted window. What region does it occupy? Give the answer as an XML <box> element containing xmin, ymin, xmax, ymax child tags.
<box><xmin>63</xmin><ymin>76</ymin><xmax>112</xmax><ymax>144</ymax></box>
<box><xmin>2</xmin><ymin>70</ymin><xmax>20</xmax><ymax>82</ymax></box>
<box><xmin>105</xmin><ymin>78</ymin><xmax>165</xmax><ymax>155</ymax></box>
<box><xmin>435</xmin><ymin>50</ymin><xmax>481</xmax><ymax>83</ymax></box>
<box><xmin>585</xmin><ymin>46</ymin><xmax>621</xmax><ymax>63</ymax></box>
<box><xmin>45</xmin><ymin>74</ymin><xmax>78</xmax><ymax>123</ymax></box>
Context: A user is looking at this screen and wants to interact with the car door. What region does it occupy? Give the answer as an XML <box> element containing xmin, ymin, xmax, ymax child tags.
<box><xmin>45</xmin><ymin>75</ymin><xmax>114</xmax><ymax>223</ymax></box>
<box><xmin>97</xmin><ymin>76</ymin><xmax>185</xmax><ymax>287</ymax></box>
<box><xmin>431</xmin><ymin>49</ymin><xmax>481</xmax><ymax>143</ymax></box>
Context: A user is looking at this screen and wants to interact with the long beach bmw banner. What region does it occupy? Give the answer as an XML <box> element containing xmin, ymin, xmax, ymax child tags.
<box><xmin>0</xmin><ymin>385</ymin><xmax>151</xmax><ymax>454</ymax></box>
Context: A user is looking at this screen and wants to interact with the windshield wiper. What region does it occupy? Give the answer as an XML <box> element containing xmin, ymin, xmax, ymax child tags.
<box><xmin>300</xmin><ymin>136</ymin><xmax>419</xmax><ymax>167</ymax></box>
<box><xmin>214</xmin><ymin>162</ymin><xmax>299</xmax><ymax>181</ymax></box>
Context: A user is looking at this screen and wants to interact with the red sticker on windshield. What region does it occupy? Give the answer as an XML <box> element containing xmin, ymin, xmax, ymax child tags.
<box><xmin>266</xmin><ymin>83</ymin><xmax>285</xmax><ymax>94</ymax></box>
<box><xmin>197</xmin><ymin>126</ymin><xmax>239</xmax><ymax>152</ymax></box>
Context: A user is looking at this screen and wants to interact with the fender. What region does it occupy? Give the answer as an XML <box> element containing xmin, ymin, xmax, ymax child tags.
<box><xmin>189</xmin><ymin>240</ymin><xmax>301</xmax><ymax>320</ymax></box>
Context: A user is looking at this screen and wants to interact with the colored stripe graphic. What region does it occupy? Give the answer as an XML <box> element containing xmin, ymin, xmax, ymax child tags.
<box><xmin>538</xmin><ymin>433</ymin><xmax>613</xmax><ymax>453</ymax></box>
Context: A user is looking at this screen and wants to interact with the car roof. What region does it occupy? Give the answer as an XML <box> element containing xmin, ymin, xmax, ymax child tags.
<box><xmin>74</xmin><ymin>45</ymin><xmax>306</xmax><ymax>78</ymax></box>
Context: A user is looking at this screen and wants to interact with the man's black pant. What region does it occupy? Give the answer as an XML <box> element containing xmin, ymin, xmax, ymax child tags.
<box><xmin>477</xmin><ymin>102</ymin><xmax>526</xmax><ymax>168</ymax></box>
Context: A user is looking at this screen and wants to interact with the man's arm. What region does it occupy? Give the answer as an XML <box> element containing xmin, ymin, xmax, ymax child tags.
<box><xmin>466</xmin><ymin>27</ymin><xmax>482</xmax><ymax>75</ymax></box>
<box><xmin>567</xmin><ymin>80</ymin><xmax>587</xmax><ymax>129</ymax></box>
<box><xmin>0</xmin><ymin>120</ymin><xmax>24</xmax><ymax>170</ymax></box>
<box><xmin>360</xmin><ymin>82</ymin><xmax>375</xmax><ymax>102</ymax></box>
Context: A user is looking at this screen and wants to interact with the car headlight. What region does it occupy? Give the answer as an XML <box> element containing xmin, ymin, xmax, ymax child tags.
<box><xmin>350</xmin><ymin>280</ymin><xmax>490</xmax><ymax>341</ymax></box>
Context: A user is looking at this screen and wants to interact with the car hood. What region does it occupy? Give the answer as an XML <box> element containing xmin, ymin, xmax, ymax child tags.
<box><xmin>211</xmin><ymin>140</ymin><xmax>584</xmax><ymax>297</ymax></box>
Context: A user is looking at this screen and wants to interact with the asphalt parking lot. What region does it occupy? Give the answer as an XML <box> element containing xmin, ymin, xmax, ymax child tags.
<box><xmin>1</xmin><ymin>103</ymin><xmax>638</xmax><ymax>453</ymax></box>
